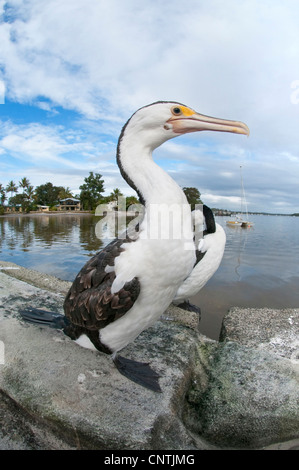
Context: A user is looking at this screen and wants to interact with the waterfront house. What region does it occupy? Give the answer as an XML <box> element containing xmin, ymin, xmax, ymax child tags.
<box><xmin>57</xmin><ymin>198</ymin><xmax>81</xmax><ymax>211</ymax></box>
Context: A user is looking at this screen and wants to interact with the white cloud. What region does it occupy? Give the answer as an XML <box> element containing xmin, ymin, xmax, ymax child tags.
<box><xmin>0</xmin><ymin>121</ymin><xmax>93</xmax><ymax>164</ymax></box>
<box><xmin>202</xmin><ymin>193</ymin><xmax>241</xmax><ymax>208</ymax></box>
<box><xmin>0</xmin><ymin>0</ymin><xmax>299</xmax><ymax>212</ymax></box>
<box><xmin>0</xmin><ymin>119</ymin><xmax>122</xmax><ymax>193</ymax></box>
<box><xmin>0</xmin><ymin>0</ymin><xmax>296</xmax><ymax>121</ymax></box>
<box><xmin>0</xmin><ymin>79</ymin><xmax>4</xmax><ymax>103</ymax></box>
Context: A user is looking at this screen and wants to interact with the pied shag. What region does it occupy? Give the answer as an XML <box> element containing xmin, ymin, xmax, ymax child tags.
<box><xmin>21</xmin><ymin>101</ymin><xmax>249</xmax><ymax>392</ymax></box>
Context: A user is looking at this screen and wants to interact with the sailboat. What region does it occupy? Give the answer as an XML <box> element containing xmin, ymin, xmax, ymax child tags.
<box><xmin>226</xmin><ymin>166</ymin><xmax>254</xmax><ymax>228</ymax></box>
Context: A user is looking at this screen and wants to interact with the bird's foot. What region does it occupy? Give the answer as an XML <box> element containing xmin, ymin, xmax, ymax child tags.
<box><xmin>112</xmin><ymin>354</ymin><xmax>162</xmax><ymax>393</ymax></box>
<box><xmin>177</xmin><ymin>301</ymin><xmax>201</xmax><ymax>318</ymax></box>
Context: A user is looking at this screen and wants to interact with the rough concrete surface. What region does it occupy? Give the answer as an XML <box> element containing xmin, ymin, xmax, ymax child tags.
<box><xmin>0</xmin><ymin>263</ymin><xmax>298</xmax><ymax>450</ymax></box>
<box><xmin>221</xmin><ymin>306</ymin><xmax>299</xmax><ymax>361</ymax></box>
<box><xmin>0</xmin><ymin>267</ymin><xmax>208</xmax><ymax>450</ymax></box>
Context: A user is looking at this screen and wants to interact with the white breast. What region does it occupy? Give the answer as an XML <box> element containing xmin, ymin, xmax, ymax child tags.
<box><xmin>174</xmin><ymin>223</ymin><xmax>226</xmax><ymax>302</ymax></box>
<box><xmin>100</xmin><ymin>203</ymin><xmax>195</xmax><ymax>352</ymax></box>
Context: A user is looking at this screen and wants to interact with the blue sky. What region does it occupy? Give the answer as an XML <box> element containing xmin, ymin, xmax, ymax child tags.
<box><xmin>1</xmin><ymin>0</ymin><xmax>299</xmax><ymax>213</ymax></box>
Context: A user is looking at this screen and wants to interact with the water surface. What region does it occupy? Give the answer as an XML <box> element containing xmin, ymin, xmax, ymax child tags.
<box><xmin>1</xmin><ymin>212</ymin><xmax>298</xmax><ymax>339</ymax></box>
<box><xmin>191</xmin><ymin>214</ymin><xmax>299</xmax><ymax>338</ymax></box>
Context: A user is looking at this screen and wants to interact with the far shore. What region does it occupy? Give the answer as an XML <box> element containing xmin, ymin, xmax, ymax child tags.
<box><xmin>0</xmin><ymin>210</ymin><xmax>93</xmax><ymax>217</ymax></box>
<box><xmin>0</xmin><ymin>210</ymin><xmax>140</xmax><ymax>218</ymax></box>
<box><xmin>1</xmin><ymin>210</ymin><xmax>298</xmax><ymax>218</ymax></box>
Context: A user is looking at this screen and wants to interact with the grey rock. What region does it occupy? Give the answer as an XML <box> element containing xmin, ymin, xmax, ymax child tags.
<box><xmin>0</xmin><ymin>270</ymin><xmax>209</xmax><ymax>450</ymax></box>
<box><xmin>0</xmin><ymin>316</ymin><xmax>208</xmax><ymax>450</ymax></box>
<box><xmin>184</xmin><ymin>340</ymin><xmax>299</xmax><ymax>448</ymax></box>
<box><xmin>0</xmin><ymin>266</ymin><xmax>298</xmax><ymax>450</ymax></box>
<box><xmin>220</xmin><ymin>306</ymin><xmax>299</xmax><ymax>361</ymax></box>
<box><xmin>184</xmin><ymin>307</ymin><xmax>299</xmax><ymax>448</ymax></box>
<box><xmin>0</xmin><ymin>260</ymin><xmax>71</xmax><ymax>295</ymax></box>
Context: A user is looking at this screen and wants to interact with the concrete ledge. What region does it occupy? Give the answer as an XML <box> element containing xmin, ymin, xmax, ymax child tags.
<box><xmin>0</xmin><ymin>268</ymin><xmax>206</xmax><ymax>450</ymax></box>
<box><xmin>220</xmin><ymin>306</ymin><xmax>299</xmax><ymax>360</ymax></box>
<box><xmin>0</xmin><ymin>260</ymin><xmax>71</xmax><ymax>295</ymax></box>
<box><xmin>0</xmin><ymin>264</ymin><xmax>298</xmax><ymax>450</ymax></box>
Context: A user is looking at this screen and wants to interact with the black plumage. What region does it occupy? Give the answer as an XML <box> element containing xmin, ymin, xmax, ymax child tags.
<box><xmin>64</xmin><ymin>237</ymin><xmax>140</xmax><ymax>335</ymax></box>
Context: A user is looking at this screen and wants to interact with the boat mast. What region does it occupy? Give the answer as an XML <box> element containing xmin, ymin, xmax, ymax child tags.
<box><xmin>240</xmin><ymin>165</ymin><xmax>249</xmax><ymax>221</ymax></box>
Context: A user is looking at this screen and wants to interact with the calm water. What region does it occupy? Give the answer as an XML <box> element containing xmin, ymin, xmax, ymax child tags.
<box><xmin>0</xmin><ymin>212</ymin><xmax>298</xmax><ymax>339</ymax></box>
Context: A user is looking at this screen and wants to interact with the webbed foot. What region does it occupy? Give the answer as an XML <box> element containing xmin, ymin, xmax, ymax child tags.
<box><xmin>113</xmin><ymin>354</ymin><xmax>162</xmax><ymax>393</ymax></box>
<box><xmin>177</xmin><ymin>301</ymin><xmax>201</xmax><ymax>318</ymax></box>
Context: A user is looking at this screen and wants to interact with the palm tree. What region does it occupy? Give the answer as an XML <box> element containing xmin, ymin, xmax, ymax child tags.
<box><xmin>0</xmin><ymin>184</ymin><xmax>6</xmax><ymax>205</ymax></box>
<box><xmin>58</xmin><ymin>186</ymin><xmax>74</xmax><ymax>200</ymax></box>
<box><xmin>25</xmin><ymin>185</ymin><xmax>34</xmax><ymax>201</ymax></box>
<box><xmin>19</xmin><ymin>177</ymin><xmax>30</xmax><ymax>193</ymax></box>
<box><xmin>6</xmin><ymin>180</ymin><xmax>18</xmax><ymax>204</ymax></box>
<box><xmin>109</xmin><ymin>188</ymin><xmax>124</xmax><ymax>201</ymax></box>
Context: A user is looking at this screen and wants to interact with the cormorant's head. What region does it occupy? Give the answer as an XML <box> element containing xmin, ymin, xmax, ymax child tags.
<box><xmin>120</xmin><ymin>101</ymin><xmax>249</xmax><ymax>151</ymax></box>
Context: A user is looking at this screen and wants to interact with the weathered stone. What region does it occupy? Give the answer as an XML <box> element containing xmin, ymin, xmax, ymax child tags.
<box><xmin>185</xmin><ymin>307</ymin><xmax>299</xmax><ymax>448</ymax></box>
<box><xmin>0</xmin><ymin>316</ymin><xmax>205</xmax><ymax>450</ymax></box>
<box><xmin>0</xmin><ymin>260</ymin><xmax>70</xmax><ymax>295</ymax></box>
<box><xmin>0</xmin><ymin>270</ymin><xmax>209</xmax><ymax>450</ymax></box>
<box><xmin>0</xmin><ymin>266</ymin><xmax>299</xmax><ymax>450</ymax></box>
<box><xmin>220</xmin><ymin>306</ymin><xmax>299</xmax><ymax>361</ymax></box>
<box><xmin>184</xmin><ymin>340</ymin><xmax>299</xmax><ymax>448</ymax></box>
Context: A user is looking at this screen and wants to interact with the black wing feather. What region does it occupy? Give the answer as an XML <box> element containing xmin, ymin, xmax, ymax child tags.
<box><xmin>193</xmin><ymin>205</ymin><xmax>216</xmax><ymax>267</ymax></box>
<box><xmin>64</xmin><ymin>237</ymin><xmax>140</xmax><ymax>331</ymax></box>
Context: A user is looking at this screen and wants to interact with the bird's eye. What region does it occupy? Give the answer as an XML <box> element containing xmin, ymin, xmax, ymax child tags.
<box><xmin>171</xmin><ymin>106</ymin><xmax>182</xmax><ymax>116</ymax></box>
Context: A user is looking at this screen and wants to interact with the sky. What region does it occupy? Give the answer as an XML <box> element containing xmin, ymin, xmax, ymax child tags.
<box><xmin>0</xmin><ymin>0</ymin><xmax>299</xmax><ymax>214</ymax></box>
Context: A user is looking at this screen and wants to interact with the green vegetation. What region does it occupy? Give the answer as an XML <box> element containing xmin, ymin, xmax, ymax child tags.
<box><xmin>182</xmin><ymin>187</ymin><xmax>203</xmax><ymax>210</ymax></box>
<box><xmin>0</xmin><ymin>172</ymin><xmax>141</xmax><ymax>214</ymax></box>
<box><xmin>79</xmin><ymin>172</ymin><xmax>105</xmax><ymax>210</ymax></box>
<box><xmin>1</xmin><ymin>177</ymin><xmax>297</xmax><ymax>216</ymax></box>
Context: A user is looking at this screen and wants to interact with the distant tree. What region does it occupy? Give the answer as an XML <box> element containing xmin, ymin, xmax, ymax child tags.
<box><xmin>79</xmin><ymin>172</ymin><xmax>105</xmax><ymax>210</ymax></box>
<box><xmin>125</xmin><ymin>195</ymin><xmax>140</xmax><ymax>210</ymax></box>
<box><xmin>6</xmin><ymin>180</ymin><xmax>18</xmax><ymax>203</ymax></box>
<box><xmin>0</xmin><ymin>183</ymin><xmax>6</xmax><ymax>205</ymax></box>
<box><xmin>9</xmin><ymin>193</ymin><xmax>29</xmax><ymax>212</ymax></box>
<box><xmin>19</xmin><ymin>177</ymin><xmax>30</xmax><ymax>193</ymax></box>
<box><xmin>109</xmin><ymin>188</ymin><xmax>123</xmax><ymax>201</ymax></box>
<box><xmin>25</xmin><ymin>185</ymin><xmax>35</xmax><ymax>201</ymax></box>
<box><xmin>58</xmin><ymin>186</ymin><xmax>74</xmax><ymax>200</ymax></box>
<box><xmin>182</xmin><ymin>187</ymin><xmax>203</xmax><ymax>210</ymax></box>
<box><xmin>34</xmin><ymin>182</ymin><xmax>64</xmax><ymax>206</ymax></box>
<box><xmin>18</xmin><ymin>178</ymin><xmax>35</xmax><ymax>210</ymax></box>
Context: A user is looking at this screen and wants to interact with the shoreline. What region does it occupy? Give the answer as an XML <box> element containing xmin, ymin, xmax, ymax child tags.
<box><xmin>0</xmin><ymin>211</ymin><xmax>93</xmax><ymax>217</ymax></box>
<box><xmin>0</xmin><ymin>260</ymin><xmax>71</xmax><ymax>295</ymax></box>
<box><xmin>1</xmin><ymin>210</ymin><xmax>299</xmax><ymax>218</ymax></box>
<box><xmin>0</xmin><ymin>210</ymin><xmax>138</xmax><ymax>218</ymax></box>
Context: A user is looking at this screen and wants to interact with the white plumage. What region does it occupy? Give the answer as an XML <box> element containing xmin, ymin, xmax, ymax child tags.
<box><xmin>174</xmin><ymin>208</ymin><xmax>226</xmax><ymax>305</ymax></box>
<box><xmin>21</xmin><ymin>101</ymin><xmax>249</xmax><ymax>392</ymax></box>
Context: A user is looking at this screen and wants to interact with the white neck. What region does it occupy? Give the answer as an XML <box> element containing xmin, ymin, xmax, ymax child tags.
<box><xmin>118</xmin><ymin>135</ymin><xmax>193</xmax><ymax>242</ymax></box>
<box><xmin>119</xmin><ymin>137</ymin><xmax>187</xmax><ymax>206</ymax></box>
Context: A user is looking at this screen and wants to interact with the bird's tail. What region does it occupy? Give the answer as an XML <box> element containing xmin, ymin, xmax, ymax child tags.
<box><xmin>20</xmin><ymin>307</ymin><xmax>69</xmax><ymax>329</ymax></box>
